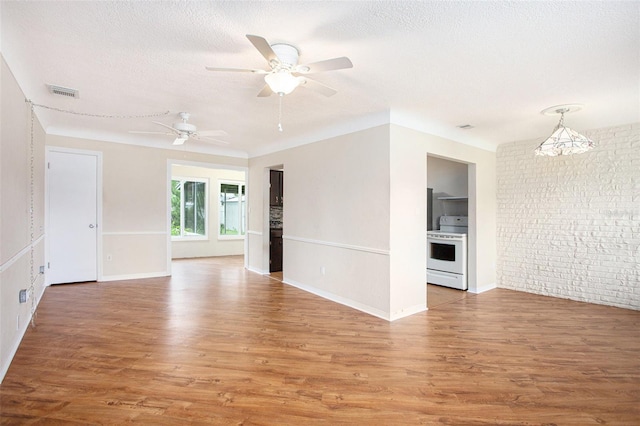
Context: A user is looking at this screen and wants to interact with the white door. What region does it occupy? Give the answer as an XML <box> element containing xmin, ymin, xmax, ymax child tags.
<box><xmin>48</xmin><ymin>150</ymin><xmax>98</xmax><ymax>284</ymax></box>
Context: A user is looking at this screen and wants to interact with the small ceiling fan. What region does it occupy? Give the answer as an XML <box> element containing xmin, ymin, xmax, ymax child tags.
<box><xmin>206</xmin><ymin>34</ymin><xmax>353</xmax><ymax>98</ymax></box>
<box><xmin>130</xmin><ymin>112</ymin><xmax>229</xmax><ymax>145</ymax></box>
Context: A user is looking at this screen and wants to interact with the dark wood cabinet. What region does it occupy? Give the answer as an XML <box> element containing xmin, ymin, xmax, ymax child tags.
<box><xmin>269</xmin><ymin>229</ymin><xmax>283</xmax><ymax>272</ymax></box>
<box><xmin>270</xmin><ymin>170</ymin><xmax>283</xmax><ymax>206</ymax></box>
<box><xmin>269</xmin><ymin>170</ymin><xmax>283</xmax><ymax>272</ymax></box>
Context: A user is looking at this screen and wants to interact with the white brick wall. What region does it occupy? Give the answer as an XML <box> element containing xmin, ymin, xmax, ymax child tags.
<box><xmin>496</xmin><ymin>122</ymin><xmax>639</xmax><ymax>310</ymax></box>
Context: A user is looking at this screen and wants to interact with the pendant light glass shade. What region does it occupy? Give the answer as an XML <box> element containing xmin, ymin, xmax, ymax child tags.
<box><xmin>264</xmin><ymin>71</ymin><xmax>301</xmax><ymax>95</ymax></box>
<box><xmin>535</xmin><ymin>106</ymin><xmax>595</xmax><ymax>156</ymax></box>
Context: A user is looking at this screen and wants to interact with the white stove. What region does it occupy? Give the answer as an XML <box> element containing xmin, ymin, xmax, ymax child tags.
<box><xmin>432</xmin><ymin>215</ymin><xmax>468</xmax><ymax>234</ymax></box>
<box><xmin>427</xmin><ymin>216</ymin><xmax>468</xmax><ymax>290</ymax></box>
<box><xmin>426</xmin><ymin>231</ymin><xmax>466</xmax><ymax>239</ymax></box>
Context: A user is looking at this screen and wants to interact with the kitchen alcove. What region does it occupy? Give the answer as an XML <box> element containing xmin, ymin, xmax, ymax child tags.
<box><xmin>427</xmin><ymin>154</ymin><xmax>473</xmax><ymax>304</ymax></box>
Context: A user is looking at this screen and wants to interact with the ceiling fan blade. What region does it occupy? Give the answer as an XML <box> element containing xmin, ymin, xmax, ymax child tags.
<box><xmin>129</xmin><ymin>130</ymin><xmax>174</xmax><ymax>136</ymax></box>
<box><xmin>246</xmin><ymin>34</ymin><xmax>279</xmax><ymax>65</ymax></box>
<box><xmin>299</xmin><ymin>77</ymin><xmax>337</xmax><ymax>97</ymax></box>
<box><xmin>206</xmin><ymin>66</ymin><xmax>268</xmax><ymax>74</ymax></box>
<box><xmin>257</xmin><ymin>84</ymin><xmax>273</xmax><ymax>97</ymax></box>
<box><xmin>152</xmin><ymin>121</ymin><xmax>179</xmax><ymax>134</ymax></box>
<box><xmin>295</xmin><ymin>57</ymin><xmax>353</xmax><ymax>74</ymax></box>
<box><xmin>198</xmin><ymin>136</ymin><xmax>231</xmax><ymax>145</ymax></box>
<box><xmin>197</xmin><ymin>130</ymin><xmax>229</xmax><ymax>137</ymax></box>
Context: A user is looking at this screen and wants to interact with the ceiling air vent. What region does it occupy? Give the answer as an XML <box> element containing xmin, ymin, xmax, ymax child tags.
<box><xmin>47</xmin><ymin>84</ymin><xmax>79</xmax><ymax>99</ymax></box>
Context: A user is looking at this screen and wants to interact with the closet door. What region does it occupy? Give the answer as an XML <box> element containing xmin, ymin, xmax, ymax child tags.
<box><xmin>48</xmin><ymin>150</ymin><xmax>98</xmax><ymax>284</ymax></box>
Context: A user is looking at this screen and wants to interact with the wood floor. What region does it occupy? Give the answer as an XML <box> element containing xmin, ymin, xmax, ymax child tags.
<box><xmin>268</xmin><ymin>271</ymin><xmax>283</xmax><ymax>282</ymax></box>
<box><xmin>426</xmin><ymin>284</ymin><xmax>467</xmax><ymax>309</ymax></box>
<box><xmin>1</xmin><ymin>256</ymin><xmax>638</xmax><ymax>425</ymax></box>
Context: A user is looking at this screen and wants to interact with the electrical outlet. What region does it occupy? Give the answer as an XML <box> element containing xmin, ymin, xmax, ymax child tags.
<box><xmin>321</xmin><ymin>266</ymin><xmax>326</xmax><ymax>275</ymax></box>
<box><xmin>39</xmin><ymin>265</ymin><xmax>45</xmax><ymax>274</ymax></box>
<box><xmin>19</xmin><ymin>289</ymin><xmax>27</xmax><ymax>303</ymax></box>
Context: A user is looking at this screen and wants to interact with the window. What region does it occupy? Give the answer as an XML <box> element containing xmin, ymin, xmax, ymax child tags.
<box><xmin>171</xmin><ymin>178</ymin><xmax>208</xmax><ymax>239</ymax></box>
<box><xmin>219</xmin><ymin>181</ymin><xmax>246</xmax><ymax>239</ymax></box>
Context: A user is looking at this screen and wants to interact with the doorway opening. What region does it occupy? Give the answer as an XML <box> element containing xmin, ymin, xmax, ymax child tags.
<box><xmin>168</xmin><ymin>162</ymin><xmax>247</xmax><ymax>266</ymax></box>
<box><xmin>426</xmin><ymin>154</ymin><xmax>475</xmax><ymax>305</ymax></box>
<box><xmin>268</xmin><ymin>167</ymin><xmax>284</xmax><ymax>280</ymax></box>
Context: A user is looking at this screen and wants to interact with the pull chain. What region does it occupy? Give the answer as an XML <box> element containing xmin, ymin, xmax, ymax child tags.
<box><xmin>278</xmin><ymin>93</ymin><xmax>284</xmax><ymax>132</ymax></box>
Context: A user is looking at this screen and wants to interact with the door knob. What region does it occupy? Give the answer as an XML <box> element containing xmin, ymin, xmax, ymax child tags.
<box><xmin>89</xmin><ymin>224</ymin><xmax>95</xmax><ymax>228</ymax></box>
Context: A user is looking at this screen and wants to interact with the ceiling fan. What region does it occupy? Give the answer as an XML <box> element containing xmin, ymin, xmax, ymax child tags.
<box><xmin>130</xmin><ymin>112</ymin><xmax>229</xmax><ymax>145</ymax></box>
<box><xmin>206</xmin><ymin>34</ymin><xmax>353</xmax><ymax>98</ymax></box>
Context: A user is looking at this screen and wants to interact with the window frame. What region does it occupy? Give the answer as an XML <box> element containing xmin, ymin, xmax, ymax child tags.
<box><xmin>171</xmin><ymin>176</ymin><xmax>209</xmax><ymax>241</ymax></box>
<box><xmin>218</xmin><ymin>180</ymin><xmax>246</xmax><ymax>241</ymax></box>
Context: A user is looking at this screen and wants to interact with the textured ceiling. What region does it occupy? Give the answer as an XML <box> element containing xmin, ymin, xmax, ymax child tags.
<box><xmin>2</xmin><ymin>1</ymin><xmax>639</xmax><ymax>158</ymax></box>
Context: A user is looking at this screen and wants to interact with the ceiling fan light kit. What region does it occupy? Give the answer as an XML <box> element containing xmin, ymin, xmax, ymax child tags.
<box><xmin>173</xmin><ymin>136</ymin><xmax>189</xmax><ymax>145</ymax></box>
<box><xmin>206</xmin><ymin>34</ymin><xmax>353</xmax><ymax>131</ymax></box>
<box><xmin>265</xmin><ymin>71</ymin><xmax>301</xmax><ymax>95</ymax></box>
<box><xmin>535</xmin><ymin>104</ymin><xmax>595</xmax><ymax>156</ymax></box>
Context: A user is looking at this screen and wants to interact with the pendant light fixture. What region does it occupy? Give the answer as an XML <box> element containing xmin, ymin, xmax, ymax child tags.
<box><xmin>535</xmin><ymin>104</ymin><xmax>595</xmax><ymax>156</ymax></box>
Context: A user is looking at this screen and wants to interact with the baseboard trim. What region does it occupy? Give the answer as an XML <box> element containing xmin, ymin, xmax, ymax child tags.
<box><xmin>245</xmin><ymin>265</ymin><xmax>268</xmax><ymax>275</ymax></box>
<box><xmin>0</xmin><ymin>277</ymin><xmax>46</xmax><ymax>383</ymax></box>
<box><xmin>283</xmin><ymin>278</ymin><xmax>391</xmax><ymax>321</ymax></box>
<box><xmin>0</xmin><ymin>327</ymin><xmax>26</xmax><ymax>384</ymax></box>
<box><xmin>101</xmin><ymin>231</ymin><xmax>166</xmax><ymax>236</ymax></box>
<box><xmin>390</xmin><ymin>303</ymin><xmax>427</xmax><ymax>321</ymax></box>
<box><xmin>469</xmin><ymin>282</ymin><xmax>497</xmax><ymax>294</ymax></box>
<box><xmin>100</xmin><ymin>271</ymin><xmax>170</xmax><ymax>282</ymax></box>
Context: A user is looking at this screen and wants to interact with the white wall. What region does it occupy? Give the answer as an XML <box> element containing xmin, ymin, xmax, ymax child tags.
<box><xmin>247</xmin><ymin>124</ymin><xmax>497</xmax><ymax>320</ymax></box>
<box><xmin>46</xmin><ymin>135</ymin><xmax>247</xmax><ymax>281</ymax></box>
<box><xmin>171</xmin><ymin>164</ymin><xmax>245</xmax><ymax>259</ymax></box>
<box><xmin>1</xmin><ymin>56</ymin><xmax>46</xmax><ymax>382</ymax></box>
<box><xmin>389</xmin><ymin>132</ymin><xmax>428</xmax><ymax>318</ymax></box>
<box><xmin>248</xmin><ymin>126</ymin><xmax>392</xmax><ymax>318</ymax></box>
<box><xmin>496</xmin><ymin>122</ymin><xmax>639</xmax><ymax>310</ymax></box>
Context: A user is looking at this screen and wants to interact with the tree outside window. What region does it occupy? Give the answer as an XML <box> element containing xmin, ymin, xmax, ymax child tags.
<box><xmin>219</xmin><ymin>182</ymin><xmax>245</xmax><ymax>238</ymax></box>
<box><xmin>172</xmin><ymin>178</ymin><xmax>207</xmax><ymax>238</ymax></box>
